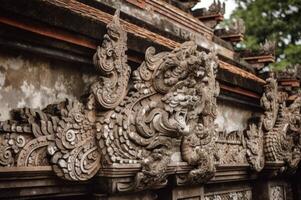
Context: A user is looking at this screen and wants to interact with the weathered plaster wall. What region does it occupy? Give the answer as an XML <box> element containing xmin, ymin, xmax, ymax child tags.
<box><xmin>0</xmin><ymin>50</ymin><xmax>96</xmax><ymax>121</ymax></box>
<box><xmin>0</xmin><ymin>49</ymin><xmax>258</xmax><ymax>132</ymax></box>
<box><xmin>215</xmin><ymin>100</ymin><xmax>257</xmax><ymax>133</ymax></box>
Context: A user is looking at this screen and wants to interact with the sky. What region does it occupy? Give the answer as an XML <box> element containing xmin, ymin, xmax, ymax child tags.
<box><xmin>194</xmin><ymin>0</ymin><xmax>237</xmax><ymax>19</ymax></box>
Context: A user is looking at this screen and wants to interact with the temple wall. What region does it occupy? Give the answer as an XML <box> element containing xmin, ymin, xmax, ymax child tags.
<box><xmin>0</xmin><ymin>50</ymin><xmax>96</xmax><ymax>121</ymax></box>
<box><xmin>0</xmin><ymin>2</ymin><xmax>300</xmax><ymax>198</ymax></box>
<box><xmin>216</xmin><ymin>101</ymin><xmax>256</xmax><ymax>133</ymax></box>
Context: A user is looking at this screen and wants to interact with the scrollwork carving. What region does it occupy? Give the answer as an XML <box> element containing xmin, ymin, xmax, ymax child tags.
<box><xmin>0</xmin><ymin>11</ymin><xmax>221</xmax><ymax>190</ymax></box>
<box><xmin>90</xmin><ymin>10</ymin><xmax>131</xmax><ymax>110</ymax></box>
<box><xmin>246</xmin><ymin>73</ymin><xmax>301</xmax><ymax>173</ymax></box>
<box><xmin>0</xmin><ymin>99</ymin><xmax>101</xmax><ymax>181</ymax></box>
<box><xmin>180</xmin><ymin>50</ymin><xmax>220</xmax><ymax>184</ymax></box>
<box><xmin>245</xmin><ymin>123</ymin><xmax>264</xmax><ymax>171</ymax></box>
<box><xmin>261</xmin><ymin>77</ymin><xmax>279</xmax><ymax>131</ymax></box>
<box><xmin>96</xmin><ymin>40</ymin><xmax>220</xmax><ymax>189</ymax></box>
<box><xmin>264</xmin><ymin>95</ymin><xmax>301</xmax><ymax>172</ymax></box>
<box><xmin>245</xmin><ymin>75</ymin><xmax>279</xmax><ymax>172</ymax></box>
<box><xmin>47</xmin><ymin>100</ymin><xmax>101</xmax><ymax>181</ymax></box>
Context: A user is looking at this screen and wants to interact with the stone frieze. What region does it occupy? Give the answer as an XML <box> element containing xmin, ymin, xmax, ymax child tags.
<box><xmin>1</xmin><ymin>10</ymin><xmax>301</xmax><ymax>193</ymax></box>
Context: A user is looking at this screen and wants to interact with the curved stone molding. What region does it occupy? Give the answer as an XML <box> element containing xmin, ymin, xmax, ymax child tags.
<box><xmin>90</xmin><ymin>10</ymin><xmax>131</xmax><ymax>110</ymax></box>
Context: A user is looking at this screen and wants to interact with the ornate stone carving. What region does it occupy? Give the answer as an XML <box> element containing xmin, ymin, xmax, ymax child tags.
<box><xmin>264</xmin><ymin>95</ymin><xmax>301</xmax><ymax>172</ymax></box>
<box><xmin>0</xmin><ymin>11</ymin><xmax>129</xmax><ymax>181</ymax></box>
<box><xmin>180</xmin><ymin>50</ymin><xmax>220</xmax><ymax>184</ymax></box>
<box><xmin>259</xmin><ymin>75</ymin><xmax>301</xmax><ymax>172</ymax></box>
<box><xmin>244</xmin><ymin>76</ymin><xmax>278</xmax><ymax>172</ymax></box>
<box><xmin>261</xmin><ymin>77</ymin><xmax>279</xmax><ymax>131</ymax></box>
<box><xmin>215</xmin><ymin>130</ymin><xmax>248</xmax><ymax>165</ymax></box>
<box><xmin>96</xmin><ymin>40</ymin><xmax>220</xmax><ymax>189</ymax></box>
<box><xmin>193</xmin><ymin>0</ymin><xmax>226</xmax><ymax>17</ymax></box>
<box><xmin>0</xmin><ymin>11</ymin><xmax>221</xmax><ymax>190</ymax></box>
<box><xmin>244</xmin><ymin>122</ymin><xmax>264</xmax><ymax>172</ymax></box>
<box><xmin>0</xmin><ymin>108</ymin><xmax>53</xmax><ymax>167</ymax></box>
<box><xmin>46</xmin><ymin>100</ymin><xmax>101</xmax><ymax>181</ymax></box>
<box><xmin>207</xmin><ymin>0</ymin><xmax>226</xmax><ymax>15</ymax></box>
<box><xmin>270</xmin><ymin>186</ymin><xmax>285</xmax><ymax>200</ymax></box>
<box><xmin>0</xmin><ymin>100</ymin><xmax>101</xmax><ymax>181</ymax></box>
<box><xmin>205</xmin><ymin>190</ymin><xmax>252</xmax><ymax>200</ymax></box>
<box><xmin>90</xmin><ymin>10</ymin><xmax>130</xmax><ymax>110</ymax></box>
<box><xmin>245</xmin><ymin>73</ymin><xmax>301</xmax><ymax>173</ymax></box>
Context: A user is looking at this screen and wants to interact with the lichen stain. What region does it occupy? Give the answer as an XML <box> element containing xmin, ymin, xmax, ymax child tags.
<box><xmin>0</xmin><ymin>51</ymin><xmax>95</xmax><ymax>121</ymax></box>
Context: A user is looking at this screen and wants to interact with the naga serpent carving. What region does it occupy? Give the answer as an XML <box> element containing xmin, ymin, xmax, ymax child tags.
<box><xmin>245</xmin><ymin>75</ymin><xmax>301</xmax><ymax>173</ymax></box>
<box><xmin>96</xmin><ymin>40</ymin><xmax>220</xmax><ymax>189</ymax></box>
<box><xmin>0</xmin><ymin>11</ymin><xmax>220</xmax><ymax>190</ymax></box>
<box><xmin>2</xmin><ymin>8</ymin><xmax>301</xmax><ymax>196</ymax></box>
<box><xmin>245</xmin><ymin>76</ymin><xmax>278</xmax><ymax>172</ymax></box>
<box><xmin>264</xmin><ymin>95</ymin><xmax>301</xmax><ymax>172</ymax></box>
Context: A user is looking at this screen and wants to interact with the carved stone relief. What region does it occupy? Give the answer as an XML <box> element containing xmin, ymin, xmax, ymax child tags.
<box><xmin>215</xmin><ymin>130</ymin><xmax>248</xmax><ymax>165</ymax></box>
<box><xmin>96</xmin><ymin>38</ymin><xmax>220</xmax><ymax>189</ymax></box>
<box><xmin>1</xmin><ymin>8</ymin><xmax>301</xmax><ymax>196</ymax></box>
<box><xmin>244</xmin><ymin>76</ymin><xmax>278</xmax><ymax>172</ymax></box>
<box><xmin>245</xmin><ymin>74</ymin><xmax>301</xmax><ymax>173</ymax></box>
<box><xmin>90</xmin><ymin>10</ymin><xmax>131</xmax><ymax>110</ymax></box>
<box><xmin>205</xmin><ymin>190</ymin><xmax>252</xmax><ymax>200</ymax></box>
<box><xmin>270</xmin><ymin>186</ymin><xmax>284</xmax><ymax>200</ymax></box>
<box><xmin>0</xmin><ymin>10</ymin><xmax>221</xmax><ymax>191</ymax></box>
